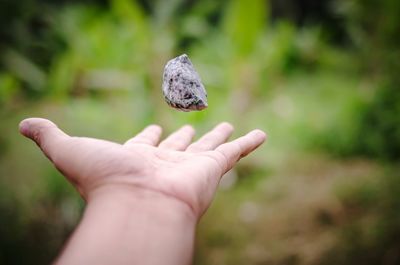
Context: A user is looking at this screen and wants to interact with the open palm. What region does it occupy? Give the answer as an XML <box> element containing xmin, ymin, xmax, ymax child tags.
<box><xmin>20</xmin><ymin>118</ymin><xmax>266</xmax><ymax>217</ymax></box>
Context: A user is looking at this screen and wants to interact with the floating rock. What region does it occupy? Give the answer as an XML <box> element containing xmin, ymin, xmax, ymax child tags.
<box><xmin>162</xmin><ymin>54</ymin><xmax>208</xmax><ymax>111</ymax></box>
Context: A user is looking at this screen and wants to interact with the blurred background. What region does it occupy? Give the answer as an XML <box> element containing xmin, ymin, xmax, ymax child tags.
<box><xmin>0</xmin><ymin>0</ymin><xmax>400</xmax><ymax>264</ymax></box>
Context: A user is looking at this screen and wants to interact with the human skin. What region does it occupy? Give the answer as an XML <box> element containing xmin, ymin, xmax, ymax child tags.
<box><xmin>19</xmin><ymin>118</ymin><xmax>267</xmax><ymax>265</ymax></box>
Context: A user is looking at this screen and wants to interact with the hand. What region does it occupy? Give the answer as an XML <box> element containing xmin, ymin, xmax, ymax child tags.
<box><xmin>19</xmin><ymin>118</ymin><xmax>266</xmax><ymax>218</ymax></box>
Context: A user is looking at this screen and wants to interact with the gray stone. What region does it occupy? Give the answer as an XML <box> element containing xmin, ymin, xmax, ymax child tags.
<box><xmin>162</xmin><ymin>54</ymin><xmax>208</xmax><ymax>111</ymax></box>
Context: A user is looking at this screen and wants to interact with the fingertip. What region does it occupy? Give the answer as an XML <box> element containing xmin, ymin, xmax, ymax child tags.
<box><xmin>182</xmin><ymin>124</ymin><xmax>195</xmax><ymax>132</ymax></box>
<box><xmin>19</xmin><ymin>119</ymin><xmax>30</xmax><ymax>137</ymax></box>
<box><xmin>146</xmin><ymin>124</ymin><xmax>163</xmax><ymax>134</ymax></box>
<box><xmin>217</xmin><ymin>122</ymin><xmax>234</xmax><ymax>132</ymax></box>
<box><xmin>252</xmin><ymin>129</ymin><xmax>267</xmax><ymax>142</ymax></box>
<box><xmin>19</xmin><ymin>118</ymin><xmax>55</xmax><ymax>138</ymax></box>
<box><xmin>18</xmin><ymin>118</ymin><xmax>65</xmax><ymax>146</ymax></box>
<box><xmin>146</xmin><ymin>124</ymin><xmax>161</xmax><ymax>129</ymax></box>
<box><xmin>183</xmin><ymin>125</ymin><xmax>196</xmax><ymax>137</ymax></box>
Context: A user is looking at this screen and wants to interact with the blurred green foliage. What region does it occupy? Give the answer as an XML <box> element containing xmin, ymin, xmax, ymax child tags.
<box><xmin>0</xmin><ymin>0</ymin><xmax>399</xmax><ymax>264</ymax></box>
<box><xmin>317</xmin><ymin>0</ymin><xmax>400</xmax><ymax>161</ymax></box>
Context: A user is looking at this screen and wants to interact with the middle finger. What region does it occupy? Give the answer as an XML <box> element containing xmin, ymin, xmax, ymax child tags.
<box><xmin>186</xmin><ymin>122</ymin><xmax>234</xmax><ymax>152</ymax></box>
<box><xmin>158</xmin><ymin>125</ymin><xmax>196</xmax><ymax>151</ymax></box>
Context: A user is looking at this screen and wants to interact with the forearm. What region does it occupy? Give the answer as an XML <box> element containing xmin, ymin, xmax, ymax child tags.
<box><xmin>54</xmin><ymin>186</ymin><xmax>197</xmax><ymax>265</ymax></box>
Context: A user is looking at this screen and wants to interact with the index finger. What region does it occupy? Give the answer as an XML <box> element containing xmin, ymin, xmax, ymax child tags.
<box><xmin>214</xmin><ymin>129</ymin><xmax>267</xmax><ymax>174</ymax></box>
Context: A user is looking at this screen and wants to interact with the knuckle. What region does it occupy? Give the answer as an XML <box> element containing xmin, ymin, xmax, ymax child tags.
<box><xmin>31</xmin><ymin>129</ymin><xmax>42</xmax><ymax>144</ymax></box>
<box><xmin>201</xmin><ymin>151</ymin><xmax>227</xmax><ymax>174</ymax></box>
<box><xmin>32</xmin><ymin>124</ymin><xmax>50</xmax><ymax>144</ymax></box>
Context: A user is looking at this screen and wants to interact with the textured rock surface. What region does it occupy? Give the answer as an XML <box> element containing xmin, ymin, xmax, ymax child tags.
<box><xmin>162</xmin><ymin>54</ymin><xmax>208</xmax><ymax>111</ymax></box>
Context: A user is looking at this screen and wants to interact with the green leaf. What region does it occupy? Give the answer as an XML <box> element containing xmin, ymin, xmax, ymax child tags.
<box><xmin>222</xmin><ymin>0</ymin><xmax>268</xmax><ymax>56</ymax></box>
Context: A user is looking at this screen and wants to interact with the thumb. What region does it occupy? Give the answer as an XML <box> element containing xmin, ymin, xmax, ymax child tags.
<box><xmin>19</xmin><ymin>118</ymin><xmax>69</xmax><ymax>162</ymax></box>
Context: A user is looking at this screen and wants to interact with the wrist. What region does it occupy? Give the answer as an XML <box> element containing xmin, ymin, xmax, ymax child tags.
<box><xmin>87</xmin><ymin>184</ymin><xmax>197</xmax><ymax>224</ymax></box>
<box><xmin>57</xmin><ymin>184</ymin><xmax>197</xmax><ymax>265</ymax></box>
